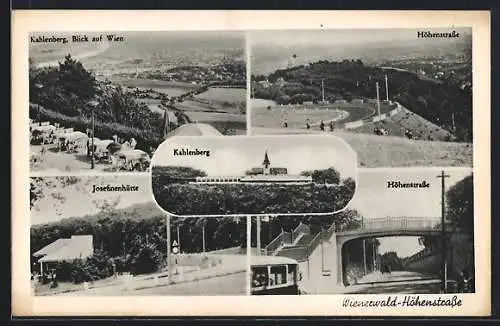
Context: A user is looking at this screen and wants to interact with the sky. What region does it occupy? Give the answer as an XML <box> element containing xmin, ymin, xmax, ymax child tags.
<box><xmin>348</xmin><ymin>167</ymin><xmax>473</xmax><ymax>257</ymax></box>
<box><xmin>31</xmin><ymin>175</ymin><xmax>154</xmax><ymax>226</ymax></box>
<box><xmin>250</xmin><ymin>28</ymin><xmax>473</xmax><ymax>48</ymax></box>
<box><xmin>152</xmin><ymin>135</ymin><xmax>357</xmax><ymax>179</ymax></box>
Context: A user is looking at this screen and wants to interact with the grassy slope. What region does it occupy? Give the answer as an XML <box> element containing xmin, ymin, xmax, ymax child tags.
<box><xmin>251</xmin><ymin>127</ymin><xmax>472</xmax><ymax>168</ymax></box>
<box><xmin>349</xmin><ymin>107</ymin><xmax>456</xmax><ymax>141</ymax></box>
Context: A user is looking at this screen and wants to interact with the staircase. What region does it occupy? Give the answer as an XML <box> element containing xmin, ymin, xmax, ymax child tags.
<box><xmin>264</xmin><ymin>222</ymin><xmax>336</xmax><ymax>263</ymax></box>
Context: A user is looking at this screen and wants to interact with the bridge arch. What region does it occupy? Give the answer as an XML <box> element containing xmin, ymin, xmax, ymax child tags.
<box><xmin>334</xmin><ymin>217</ymin><xmax>442</xmax><ymax>286</ymax></box>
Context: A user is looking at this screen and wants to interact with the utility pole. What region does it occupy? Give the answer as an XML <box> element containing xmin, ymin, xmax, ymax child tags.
<box><xmin>372</xmin><ymin>241</ymin><xmax>377</xmax><ymax>272</ymax></box>
<box><xmin>321</xmin><ymin>79</ymin><xmax>325</xmax><ymax>102</ymax></box>
<box><xmin>385</xmin><ymin>74</ymin><xmax>389</xmax><ymax>101</ymax></box>
<box><xmin>437</xmin><ymin>170</ymin><xmax>450</xmax><ymax>292</ymax></box>
<box><xmin>451</xmin><ymin>113</ymin><xmax>456</xmax><ymax>133</ymax></box>
<box><xmin>166</xmin><ymin>214</ymin><xmax>172</xmax><ymax>283</ymax></box>
<box><xmin>376</xmin><ymin>82</ymin><xmax>381</xmax><ymax>118</ymax></box>
<box><xmin>90</xmin><ymin>110</ymin><xmax>95</xmax><ymax>169</ymax></box>
<box><xmin>177</xmin><ymin>224</ymin><xmax>181</xmax><ymax>253</ymax></box>
<box><xmin>256</xmin><ymin>216</ymin><xmax>261</xmax><ymax>255</ymax></box>
<box><xmin>363</xmin><ymin>239</ymin><xmax>368</xmax><ymax>276</ymax></box>
<box><xmin>202</xmin><ymin>221</ymin><xmax>206</xmax><ymax>253</ymax></box>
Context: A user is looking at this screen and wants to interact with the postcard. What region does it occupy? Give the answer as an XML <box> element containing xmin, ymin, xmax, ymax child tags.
<box><xmin>12</xmin><ymin>10</ymin><xmax>490</xmax><ymax>317</ymax></box>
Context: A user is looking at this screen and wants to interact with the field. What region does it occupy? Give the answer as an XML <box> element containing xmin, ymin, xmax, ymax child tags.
<box><xmin>251</xmin><ymin>127</ymin><xmax>472</xmax><ymax>168</ymax></box>
<box><xmin>251</xmin><ymin>102</ymin><xmax>395</xmax><ymax>129</ymax></box>
<box><xmin>252</xmin><ymin>106</ymin><xmax>348</xmax><ymax>129</ymax></box>
<box><xmin>113</xmin><ymin>78</ymin><xmax>198</xmax><ymax>97</ymax></box>
<box><xmin>251</xmin><ymin>98</ymin><xmax>278</xmax><ymax>108</ymax></box>
<box><xmin>194</xmin><ymin>87</ymin><xmax>246</xmax><ymax>102</ymax></box>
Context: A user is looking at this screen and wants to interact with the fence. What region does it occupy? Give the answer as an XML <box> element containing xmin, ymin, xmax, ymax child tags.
<box><xmin>264</xmin><ymin>230</ymin><xmax>292</xmax><ymax>255</ymax></box>
<box><xmin>291</xmin><ymin>222</ymin><xmax>310</xmax><ymax>244</ymax></box>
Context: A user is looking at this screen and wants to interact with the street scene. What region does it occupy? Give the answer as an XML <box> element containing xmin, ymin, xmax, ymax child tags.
<box><xmin>250</xmin><ymin>28</ymin><xmax>473</xmax><ymax>168</ymax></box>
<box><xmin>151</xmin><ymin>135</ymin><xmax>357</xmax><ymax>216</ymax></box>
<box><xmin>249</xmin><ymin>168</ymin><xmax>474</xmax><ymax>295</ymax></box>
<box><xmin>30</xmin><ymin>175</ymin><xmax>247</xmax><ymax>296</ymax></box>
<box><xmin>29</xmin><ymin>31</ymin><xmax>246</xmax><ymax>173</ymax></box>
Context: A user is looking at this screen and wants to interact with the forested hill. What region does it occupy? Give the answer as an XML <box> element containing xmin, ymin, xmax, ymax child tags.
<box><xmin>252</xmin><ymin>60</ymin><xmax>472</xmax><ymax>141</ymax></box>
<box><xmin>30</xmin><ymin>201</ymin><xmax>247</xmax><ymax>257</ymax></box>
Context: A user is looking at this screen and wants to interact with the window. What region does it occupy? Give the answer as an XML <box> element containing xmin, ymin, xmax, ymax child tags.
<box><xmin>287</xmin><ymin>264</ymin><xmax>297</xmax><ymax>284</ymax></box>
<box><xmin>251</xmin><ymin>267</ymin><xmax>269</xmax><ymax>288</ymax></box>
<box><xmin>270</xmin><ymin>265</ymin><xmax>287</xmax><ymax>286</ymax></box>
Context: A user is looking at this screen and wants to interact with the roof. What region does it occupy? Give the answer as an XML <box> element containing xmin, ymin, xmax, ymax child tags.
<box><xmin>250</xmin><ymin>255</ymin><xmax>298</xmax><ymax>266</ymax></box>
<box><xmin>166</xmin><ymin>123</ymin><xmax>222</xmax><ymax>137</ymax></box>
<box><xmin>33</xmin><ymin>239</ymin><xmax>71</xmax><ymax>257</ymax></box>
<box><xmin>240</xmin><ymin>175</ymin><xmax>312</xmax><ymax>182</ymax></box>
<box><xmin>36</xmin><ymin>235</ymin><xmax>93</xmax><ymax>263</ymax></box>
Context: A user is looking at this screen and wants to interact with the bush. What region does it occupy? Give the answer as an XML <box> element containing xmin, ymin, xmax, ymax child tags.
<box><xmin>131</xmin><ymin>244</ymin><xmax>164</xmax><ymax>275</ymax></box>
<box><xmin>30</xmin><ymin>105</ymin><xmax>163</xmax><ymax>151</ymax></box>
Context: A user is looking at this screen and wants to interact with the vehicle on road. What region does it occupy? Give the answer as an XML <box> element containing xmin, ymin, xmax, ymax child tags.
<box><xmin>251</xmin><ymin>256</ymin><xmax>300</xmax><ymax>295</ymax></box>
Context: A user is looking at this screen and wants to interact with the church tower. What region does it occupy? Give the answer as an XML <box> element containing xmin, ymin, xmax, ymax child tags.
<box><xmin>262</xmin><ymin>151</ymin><xmax>271</xmax><ymax>175</ymax></box>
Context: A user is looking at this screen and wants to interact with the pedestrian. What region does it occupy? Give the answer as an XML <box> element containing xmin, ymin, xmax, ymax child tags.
<box><xmin>456</xmin><ymin>270</ymin><xmax>465</xmax><ymax>293</ymax></box>
<box><xmin>320</xmin><ymin>120</ymin><xmax>325</xmax><ymax>131</ymax></box>
<box><xmin>329</xmin><ymin>121</ymin><xmax>334</xmax><ymax>132</ymax></box>
<box><xmin>306</xmin><ymin>119</ymin><xmax>311</xmax><ymax>130</ymax></box>
<box><xmin>129</xmin><ymin>137</ymin><xmax>137</xmax><ymax>149</ymax></box>
<box><xmin>282</xmin><ymin>119</ymin><xmax>288</xmax><ymax>128</ymax></box>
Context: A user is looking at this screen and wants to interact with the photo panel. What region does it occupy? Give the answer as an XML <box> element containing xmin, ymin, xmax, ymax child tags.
<box><xmin>250</xmin><ymin>168</ymin><xmax>475</xmax><ymax>296</ymax></box>
<box><xmin>249</xmin><ymin>28</ymin><xmax>473</xmax><ymax>168</ymax></box>
<box><xmin>13</xmin><ymin>10</ymin><xmax>490</xmax><ymax>317</ymax></box>
<box><xmin>29</xmin><ymin>31</ymin><xmax>247</xmax><ymax>173</ymax></box>
<box><xmin>30</xmin><ymin>175</ymin><xmax>248</xmax><ymax>296</ymax></box>
<box><xmin>151</xmin><ymin>135</ymin><xmax>357</xmax><ymax>216</ymax></box>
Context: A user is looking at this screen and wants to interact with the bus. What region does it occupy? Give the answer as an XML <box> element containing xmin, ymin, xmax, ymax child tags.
<box><xmin>251</xmin><ymin>256</ymin><xmax>300</xmax><ymax>295</ymax></box>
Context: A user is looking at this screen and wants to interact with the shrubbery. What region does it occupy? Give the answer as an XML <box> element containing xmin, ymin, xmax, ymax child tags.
<box><xmin>152</xmin><ymin>166</ymin><xmax>355</xmax><ymax>215</ymax></box>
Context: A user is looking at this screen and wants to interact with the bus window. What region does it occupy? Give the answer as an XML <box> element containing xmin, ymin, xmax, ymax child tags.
<box><xmin>270</xmin><ymin>265</ymin><xmax>287</xmax><ymax>286</ymax></box>
<box><xmin>287</xmin><ymin>264</ymin><xmax>297</xmax><ymax>284</ymax></box>
<box><xmin>252</xmin><ymin>267</ymin><xmax>269</xmax><ymax>288</ymax></box>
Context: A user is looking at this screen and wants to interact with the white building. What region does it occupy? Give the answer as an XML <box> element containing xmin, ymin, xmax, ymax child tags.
<box><xmin>194</xmin><ymin>151</ymin><xmax>313</xmax><ymax>184</ymax></box>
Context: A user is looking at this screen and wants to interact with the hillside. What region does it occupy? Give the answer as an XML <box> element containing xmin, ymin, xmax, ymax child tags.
<box><xmin>252</xmin><ymin>59</ymin><xmax>472</xmax><ymax>141</ymax></box>
<box><xmin>251</xmin><ymin>127</ymin><xmax>472</xmax><ymax>168</ymax></box>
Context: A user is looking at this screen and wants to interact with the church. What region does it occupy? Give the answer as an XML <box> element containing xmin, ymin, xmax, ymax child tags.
<box><xmin>194</xmin><ymin>151</ymin><xmax>313</xmax><ymax>184</ymax></box>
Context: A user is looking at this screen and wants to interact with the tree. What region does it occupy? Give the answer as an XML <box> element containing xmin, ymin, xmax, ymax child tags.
<box><xmin>57</xmin><ymin>54</ymin><xmax>97</xmax><ymax>103</ymax></box>
<box><xmin>446</xmin><ymin>174</ymin><xmax>473</xmax><ymax>233</ymax></box>
<box><xmin>380</xmin><ymin>251</ymin><xmax>404</xmax><ymax>271</ymax></box>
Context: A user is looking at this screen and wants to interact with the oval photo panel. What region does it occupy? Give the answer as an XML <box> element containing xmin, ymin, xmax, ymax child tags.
<box><xmin>151</xmin><ymin>135</ymin><xmax>357</xmax><ymax>216</ymax></box>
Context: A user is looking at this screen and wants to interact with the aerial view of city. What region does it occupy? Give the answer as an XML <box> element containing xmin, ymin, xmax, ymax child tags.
<box><xmin>29</xmin><ymin>31</ymin><xmax>246</xmax><ymax>173</ymax></box>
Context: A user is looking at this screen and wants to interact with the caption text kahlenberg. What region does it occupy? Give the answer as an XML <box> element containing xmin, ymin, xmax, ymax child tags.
<box><xmin>342</xmin><ymin>295</ymin><xmax>462</xmax><ymax>308</ymax></box>
<box><xmin>30</xmin><ymin>34</ymin><xmax>125</xmax><ymax>44</ymax></box>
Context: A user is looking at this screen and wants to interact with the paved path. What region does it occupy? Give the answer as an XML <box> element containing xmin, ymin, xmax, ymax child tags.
<box><xmin>342</xmin><ymin>271</ymin><xmax>443</xmax><ymax>294</ymax></box>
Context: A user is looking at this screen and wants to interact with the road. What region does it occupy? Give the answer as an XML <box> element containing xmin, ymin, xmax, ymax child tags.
<box><xmin>343</xmin><ymin>271</ymin><xmax>446</xmax><ymax>294</ymax></box>
<box><xmin>31</xmin><ymin>145</ymin><xmax>112</xmax><ymax>172</ymax></box>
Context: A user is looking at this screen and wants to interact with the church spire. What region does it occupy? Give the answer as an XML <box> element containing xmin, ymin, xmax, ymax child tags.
<box><xmin>262</xmin><ymin>151</ymin><xmax>271</xmax><ymax>168</ymax></box>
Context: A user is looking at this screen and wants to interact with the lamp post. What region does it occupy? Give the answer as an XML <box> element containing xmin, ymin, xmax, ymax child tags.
<box><xmin>437</xmin><ymin>170</ymin><xmax>450</xmax><ymax>292</ymax></box>
<box><xmin>87</xmin><ymin>100</ymin><xmax>99</xmax><ymax>169</ymax></box>
<box><xmin>34</xmin><ymin>84</ymin><xmax>44</xmax><ymax>124</ymax></box>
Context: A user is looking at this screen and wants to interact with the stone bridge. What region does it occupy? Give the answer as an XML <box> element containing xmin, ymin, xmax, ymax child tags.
<box><xmin>335</xmin><ymin>217</ymin><xmax>442</xmax><ymax>285</ymax></box>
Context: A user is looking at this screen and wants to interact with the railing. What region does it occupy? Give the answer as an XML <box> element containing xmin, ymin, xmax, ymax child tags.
<box><xmin>402</xmin><ymin>246</ymin><xmax>438</xmax><ymax>266</ymax></box>
<box><xmin>291</xmin><ymin>222</ymin><xmax>310</xmax><ymax>244</ymax></box>
<box><xmin>306</xmin><ymin>231</ymin><xmax>323</xmax><ymax>257</ymax></box>
<box><xmin>322</xmin><ymin>223</ymin><xmax>337</xmax><ymax>241</ymax></box>
<box><xmin>265</xmin><ymin>230</ymin><xmax>292</xmax><ymax>255</ymax></box>
<box><xmin>337</xmin><ymin>217</ymin><xmax>441</xmax><ymax>234</ymax></box>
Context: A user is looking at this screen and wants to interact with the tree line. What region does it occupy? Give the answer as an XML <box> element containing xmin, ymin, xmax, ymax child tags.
<box><xmin>152</xmin><ymin>166</ymin><xmax>355</xmax><ymax>215</ymax></box>
<box><xmin>252</xmin><ymin>59</ymin><xmax>472</xmax><ymax>141</ymax></box>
